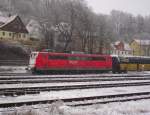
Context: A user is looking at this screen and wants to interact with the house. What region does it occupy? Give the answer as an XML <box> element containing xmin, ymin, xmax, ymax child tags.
<box><xmin>0</xmin><ymin>15</ymin><xmax>28</xmax><ymax>42</ymax></box>
<box><xmin>110</xmin><ymin>41</ymin><xmax>132</xmax><ymax>56</ymax></box>
<box><xmin>130</xmin><ymin>39</ymin><xmax>150</xmax><ymax>56</ymax></box>
<box><xmin>26</xmin><ymin>19</ymin><xmax>42</xmax><ymax>40</ymax></box>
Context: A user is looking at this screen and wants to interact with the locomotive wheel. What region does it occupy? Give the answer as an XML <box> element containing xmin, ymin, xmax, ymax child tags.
<box><xmin>112</xmin><ymin>71</ymin><xmax>116</xmax><ymax>74</ymax></box>
<box><xmin>31</xmin><ymin>68</ymin><xmax>41</xmax><ymax>75</ymax></box>
<box><xmin>31</xmin><ymin>68</ymin><xmax>37</xmax><ymax>75</ymax></box>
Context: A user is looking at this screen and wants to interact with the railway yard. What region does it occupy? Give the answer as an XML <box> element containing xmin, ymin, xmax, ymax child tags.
<box><xmin>0</xmin><ymin>68</ymin><xmax>150</xmax><ymax>114</ymax></box>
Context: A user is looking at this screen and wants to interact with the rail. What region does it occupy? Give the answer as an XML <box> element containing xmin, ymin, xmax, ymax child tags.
<box><xmin>0</xmin><ymin>77</ymin><xmax>150</xmax><ymax>84</ymax></box>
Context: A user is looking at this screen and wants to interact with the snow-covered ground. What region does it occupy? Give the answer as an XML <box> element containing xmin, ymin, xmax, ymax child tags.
<box><xmin>1</xmin><ymin>99</ymin><xmax>150</xmax><ymax>115</ymax></box>
<box><xmin>0</xmin><ymin>66</ymin><xmax>27</xmax><ymax>73</ymax></box>
<box><xmin>0</xmin><ymin>67</ymin><xmax>150</xmax><ymax>114</ymax></box>
<box><xmin>74</xmin><ymin>99</ymin><xmax>150</xmax><ymax>115</ymax></box>
<box><xmin>0</xmin><ymin>85</ymin><xmax>150</xmax><ymax>104</ymax></box>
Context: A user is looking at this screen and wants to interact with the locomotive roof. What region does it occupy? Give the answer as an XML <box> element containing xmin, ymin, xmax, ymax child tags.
<box><xmin>38</xmin><ymin>51</ymin><xmax>110</xmax><ymax>57</ymax></box>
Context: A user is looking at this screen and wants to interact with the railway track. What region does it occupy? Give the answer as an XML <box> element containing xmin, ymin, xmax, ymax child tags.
<box><xmin>0</xmin><ymin>73</ymin><xmax>149</xmax><ymax>110</ymax></box>
<box><xmin>0</xmin><ymin>92</ymin><xmax>150</xmax><ymax>108</ymax></box>
<box><xmin>0</xmin><ymin>77</ymin><xmax>150</xmax><ymax>84</ymax></box>
<box><xmin>68</xmin><ymin>92</ymin><xmax>150</xmax><ymax>106</ymax></box>
<box><xmin>0</xmin><ymin>72</ymin><xmax>150</xmax><ymax>77</ymax></box>
<box><xmin>0</xmin><ymin>81</ymin><xmax>150</xmax><ymax>96</ymax></box>
<box><xmin>0</xmin><ymin>74</ymin><xmax>150</xmax><ymax>79</ymax></box>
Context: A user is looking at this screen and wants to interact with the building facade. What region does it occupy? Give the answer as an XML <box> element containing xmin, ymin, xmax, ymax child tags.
<box><xmin>130</xmin><ymin>39</ymin><xmax>150</xmax><ymax>56</ymax></box>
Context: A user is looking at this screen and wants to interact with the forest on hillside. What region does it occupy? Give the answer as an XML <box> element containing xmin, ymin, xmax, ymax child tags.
<box><xmin>0</xmin><ymin>0</ymin><xmax>150</xmax><ymax>53</ymax></box>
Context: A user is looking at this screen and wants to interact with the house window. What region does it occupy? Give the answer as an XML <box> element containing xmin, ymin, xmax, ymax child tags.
<box><xmin>2</xmin><ymin>32</ymin><xmax>5</xmax><ymax>36</ymax></box>
<box><xmin>23</xmin><ymin>34</ymin><xmax>26</xmax><ymax>38</ymax></box>
<box><xmin>12</xmin><ymin>33</ymin><xmax>15</xmax><ymax>39</ymax></box>
<box><xmin>9</xmin><ymin>33</ymin><xmax>11</xmax><ymax>37</ymax></box>
<box><xmin>18</xmin><ymin>34</ymin><xmax>21</xmax><ymax>38</ymax></box>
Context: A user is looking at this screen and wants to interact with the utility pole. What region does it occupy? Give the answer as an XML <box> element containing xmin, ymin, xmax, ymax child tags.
<box><xmin>140</xmin><ymin>39</ymin><xmax>142</xmax><ymax>56</ymax></box>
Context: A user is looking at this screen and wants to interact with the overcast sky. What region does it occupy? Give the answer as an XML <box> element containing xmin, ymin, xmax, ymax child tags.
<box><xmin>86</xmin><ymin>0</ymin><xmax>150</xmax><ymax>16</ymax></box>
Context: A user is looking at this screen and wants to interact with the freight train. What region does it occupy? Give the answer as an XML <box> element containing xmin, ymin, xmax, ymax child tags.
<box><xmin>28</xmin><ymin>51</ymin><xmax>150</xmax><ymax>74</ymax></box>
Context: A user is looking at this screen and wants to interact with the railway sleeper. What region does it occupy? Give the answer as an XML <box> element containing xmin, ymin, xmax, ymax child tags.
<box><xmin>0</xmin><ymin>90</ymin><xmax>40</xmax><ymax>96</ymax></box>
<box><xmin>3</xmin><ymin>91</ymin><xmax>25</xmax><ymax>96</ymax></box>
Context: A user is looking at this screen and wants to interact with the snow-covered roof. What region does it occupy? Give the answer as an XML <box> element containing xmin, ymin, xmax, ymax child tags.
<box><xmin>27</xmin><ymin>19</ymin><xmax>40</xmax><ymax>27</ymax></box>
<box><xmin>114</xmin><ymin>41</ymin><xmax>121</xmax><ymax>45</ymax></box>
<box><xmin>119</xmin><ymin>55</ymin><xmax>150</xmax><ymax>59</ymax></box>
<box><xmin>0</xmin><ymin>16</ymin><xmax>8</xmax><ymax>26</ymax></box>
<box><xmin>134</xmin><ymin>39</ymin><xmax>150</xmax><ymax>45</ymax></box>
<box><xmin>26</xmin><ymin>19</ymin><xmax>40</xmax><ymax>31</ymax></box>
<box><xmin>26</xmin><ymin>19</ymin><xmax>42</xmax><ymax>39</ymax></box>
<box><xmin>110</xmin><ymin>43</ymin><xmax>116</xmax><ymax>49</ymax></box>
<box><xmin>124</xmin><ymin>43</ymin><xmax>132</xmax><ymax>51</ymax></box>
<box><xmin>0</xmin><ymin>16</ymin><xmax>8</xmax><ymax>23</ymax></box>
<box><xmin>0</xmin><ymin>15</ymin><xmax>18</xmax><ymax>28</ymax></box>
<box><xmin>112</xmin><ymin>41</ymin><xmax>132</xmax><ymax>51</ymax></box>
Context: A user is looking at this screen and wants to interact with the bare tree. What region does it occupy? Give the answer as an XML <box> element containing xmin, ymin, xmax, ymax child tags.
<box><xmin>55</xmin><ymin>22</ymin><xmax>72</xmax><ymax>52</ymax></box>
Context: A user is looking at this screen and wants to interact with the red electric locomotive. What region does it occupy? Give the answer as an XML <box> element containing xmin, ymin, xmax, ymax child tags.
<box><xmin>28</xmin><ymin>51</ymin><xmax>112</xmax><ymax>74</ymax></box>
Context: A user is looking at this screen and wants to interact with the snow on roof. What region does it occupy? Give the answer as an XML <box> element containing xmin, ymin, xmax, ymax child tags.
<box><xmin>112</xmin><ymin>41</ymin><xmax>132</xmax><ymax>51</ymax></box>
<box><xmin>0</xmin><ymin>16</ymin><xmax>8</xmax><ymax>23</ymax></box>
<box><xmin>114</xmin><ymin>41</ymin><xmax>121</xmax><ymax>45</ymax></box>
<box><xmin>110</xmin><ymin>43</ymin><xmax>116</xmax><ymax>49</ymax></box>
<box><xmin>134</xmin><ymin>39</ymin><xmax>150</xmax><ymax>45</ymax></box>
<box><xmin>26</xmin><ymin>19</ymin><xmax>40</xmax><ymax>32</ymax></box>
<box><xmin>119</xmin><ymin>55</ymin><xmax>150</xmax><ymax>59</ymax></box>
<box><xmin>111</xmin><ymin>54</ymin><xmax>150</xmax><ymax>58</ymax></box>
<box><xmin>124</xmin><ymin>43</ymin><xmax>132</xmax><ymax>51</ymax></box>
<box><xmin>0</xmin><ymin>16</ymin><xmax>9</xmax><ymax>26</ymax></box>
<box><xmin>26</xmin><ymin>19</ymin><xmax>42</xmax><ymax>39</ymax></box>
<box><xmin>0</xmin><ymin>15</ymin><xmax>18</xmax><ymax>28</ymax></box>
